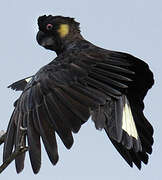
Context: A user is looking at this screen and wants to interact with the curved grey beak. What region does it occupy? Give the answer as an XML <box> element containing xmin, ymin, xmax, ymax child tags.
<box><xmin>36</xmin><ymin>31</ymin><xmax>54</xmax><ymax>48</ymax></box>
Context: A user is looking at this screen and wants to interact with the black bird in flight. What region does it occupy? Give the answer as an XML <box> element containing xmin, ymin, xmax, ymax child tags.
<box><xmin>3</xmin><ymin>15</ymin><xmax>154</xmax><ymax>174</ymax></box>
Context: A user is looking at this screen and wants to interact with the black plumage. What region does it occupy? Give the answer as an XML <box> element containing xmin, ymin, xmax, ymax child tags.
<box><xmin>3</xmin><ymin>15</ymin><xmax>154</xmax><ymax>174</ymax></box>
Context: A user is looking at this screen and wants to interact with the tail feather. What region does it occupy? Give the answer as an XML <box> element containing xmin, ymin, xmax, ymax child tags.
<box><xmin>93</xmin><ymin>94</ymin><xmax>152</xmax><ymax>168</ymax></box>
<box><xmin>93</xmin><ymin>95</ymin><xmax>142</xmax><ymax>152</ymax></box>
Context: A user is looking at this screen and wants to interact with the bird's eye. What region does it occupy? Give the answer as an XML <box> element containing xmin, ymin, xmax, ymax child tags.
<box><xmin>46</xmin><ymin>24</ymin><xmax>53</xmax><ymax>31</ymax></box>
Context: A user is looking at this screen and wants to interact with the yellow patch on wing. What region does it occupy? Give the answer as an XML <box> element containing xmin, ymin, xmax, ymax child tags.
<box><xmin>57</xmin><ymin>24</ymin><xmax>69</xmax><ymax>38</ymax></box>
<box><xmin>122</xmin><ymin>96</ymin><xmax>138</xmax><ymax>140</ymax></box>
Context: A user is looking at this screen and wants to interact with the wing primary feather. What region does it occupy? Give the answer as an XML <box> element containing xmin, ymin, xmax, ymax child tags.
<box><xmin>103</xmin><ymin>59</ymin><xmax>132</xmax><ymax>66</ymax></box>
<box><xmin>71</xmin><ymin>84</ymin><xmax>107</xmax><ymax>104</ymax></box>
<box><xmin>82</xmin><ymin>53</ymin><xmax>132</xmax><ymax>66</ymax></box>
<box><xmin>32</xmin><ymin>110</ymin><xmax>41</xmax><ymax>133</ymax></box>
<box><xmin>89</xmin><ymin>71</ymin><xmax>128</xmax><ymax>88</ymax></box>
<box><xmin>59</xmin><ymin>85</ymin><xmax>99</xmax><ymax>107</ymax></box>
<box><xmin>15</xmin><ymin>112</ymin><xmax>26</xmax><ymax>173</ymax></box>
<box><xmin>54</xmin><ymin>88</ymin><xmax>90</xmax><ymax>122</ymax></box>
<box><xmin>91</xmin><ymin>106</ymin><xmax>106</xmax><ymax>130</ymax></box>
<box><xmin>3</xmin><ymin>110</ymin><xmax>17</xmax><ymax>162</ymax></box>
<box><xmin>96</xmin><ymin>63</ymin><xmax>134</xmax><ymax>74</ymax></box>
<box><xmin>27</xmin><ymin>111</ymin><xmax>41</xmax><ymax>174</ymax></box>
<box><xmin>36</xmin><ymin>105</ymin><xmax>59</xmax><ymax>165</ymax></box>
<box><xmin>45</xmin><ymin>91</ymin><xmax>83</xmax><ymax>133</ymax></box>
<box><xmin>43</xmin><ymin>93</ymin><xmax>74</xmax><ymax>149</ymax></box>
<box><xmin>92</xmin><ymin>67</ymin><xmax>132</xmax><ymax>82</ymax></box>
<box><xmin>33</xmin><ymin>83</ymin><xmax>43</xmax><ymax>106</ymax></box>
<box><xmin>86</xmin><ymin>76</ymin><xmax>122</xmax><ymax>96</ymax></box>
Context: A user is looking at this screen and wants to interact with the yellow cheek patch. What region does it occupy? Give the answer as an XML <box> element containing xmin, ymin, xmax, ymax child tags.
<box><xmin>57</xmin><ymin>24</ymin><xmax>69</xmax><ymax>38</ymax></box>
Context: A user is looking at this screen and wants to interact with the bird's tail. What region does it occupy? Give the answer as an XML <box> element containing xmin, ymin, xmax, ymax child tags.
<box><xmin>91</xmin><ymin>95</ymin><xmax>153</xmax><ymax>169</ymax></box>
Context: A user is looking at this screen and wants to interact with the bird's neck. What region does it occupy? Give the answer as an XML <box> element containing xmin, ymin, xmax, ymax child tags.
<box><xmin>55</xmin><ymin>34</ymin><xmax>86</xmax><ymax>55</ymax></box>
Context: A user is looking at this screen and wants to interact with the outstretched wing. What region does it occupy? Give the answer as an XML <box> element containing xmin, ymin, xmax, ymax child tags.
<box><xmin>3</xmin><ymin>49</ymin><xmax>154</xmax><ymax>173</ymax></box>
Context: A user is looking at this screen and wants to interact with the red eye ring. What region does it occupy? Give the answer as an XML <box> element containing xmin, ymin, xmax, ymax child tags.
<box><xmin>46</xmin><ymin>24</ymin><xmax>53</xmax><ymax>30</ymax></box>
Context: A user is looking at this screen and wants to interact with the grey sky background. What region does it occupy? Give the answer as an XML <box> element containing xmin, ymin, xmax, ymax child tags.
<box><xmin>0</xmin><ymin>0</ymin><xmax>161</xmax><ymax>179</ymax></box>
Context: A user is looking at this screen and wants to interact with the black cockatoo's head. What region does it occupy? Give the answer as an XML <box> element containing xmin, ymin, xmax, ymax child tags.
<box><xmin>36</xmin><ymin>15</ymin><xmax>82</xmax><ymax>55</ymax></box>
